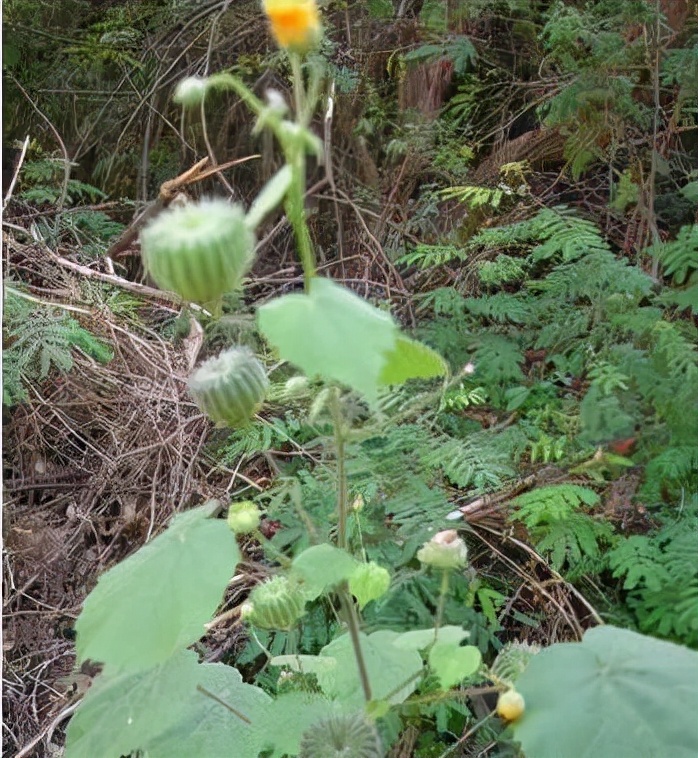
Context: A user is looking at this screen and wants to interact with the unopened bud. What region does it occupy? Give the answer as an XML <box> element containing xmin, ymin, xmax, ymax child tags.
<box><xmin>417</xmin><ymin>529</ymin><xmax>468</xmax><ymax>570</ymax></box>
<box><xmin>174</xmin><ymin>76</ymin><xmax>208</xmax><ymax>107</ymax></box>
<box><xmin>227</xmin><ymin>501</ymin><xmax>261</xmax><ymax>534</ymax></box>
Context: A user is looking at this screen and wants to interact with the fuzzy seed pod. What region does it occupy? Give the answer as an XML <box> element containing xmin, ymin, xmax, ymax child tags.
<box><xmin>491</xmin><ymin>641</ymin><xmax>540</xmax><ymax>687</ymax></box>
<box><xmin>243</xmin><ymin>576</ymin><xmax>306</xmax><ymax>630</ymax></box>
<box><xmin>141</xmin><ymin>199</ymin><xmax>255</xmax><ymax>305</ymax></box>
<box><xmin>299</xmin><ymin>713</ymin><xmax>383</xmax><ymax>758</ymax></box>
<box><xmin>188</xmin><ymin>347</ymin><xmax>268</xmax><ymax>427</ymax></box>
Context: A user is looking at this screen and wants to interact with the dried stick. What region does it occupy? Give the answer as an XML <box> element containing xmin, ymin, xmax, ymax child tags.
<box><xmin>3</xmin><ymin>135</ymin><xmax>30</xmax><ymax>210</ymax></box>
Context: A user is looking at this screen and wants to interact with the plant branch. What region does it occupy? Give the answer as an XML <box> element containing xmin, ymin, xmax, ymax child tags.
<box><xmin>330</xmin><ymin>388</ymin><xmax>348</xmax><ymax>550</ymax></box>
<box><xmin>338</xmin><ymin>587</ymin><xmax>372</xmax><ymax>703</ymax></box>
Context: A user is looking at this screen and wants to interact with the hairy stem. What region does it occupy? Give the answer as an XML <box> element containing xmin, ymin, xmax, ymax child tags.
<box><xmin>285</xmin><ymin>155</ymin><xmax>316</xmax><ymax>288</ymax></box>
<box><xmin>287</xmin><ymin>54</ymin><xmax>316</xmax><ymax>287</ymax></box>
<box><xmin>434</xmin><ymin>569</ymin><xmax>451</xmax><ymax>639</ymax></box>
<box><xmin>330</xmin><ymin>388</ymin><xmax>348</xmax><ymax>549</ymax></box>
<box><xmin>338</xmin><ymin>587</ymin><xmax>373</xmax><ymax>703</ymax></box>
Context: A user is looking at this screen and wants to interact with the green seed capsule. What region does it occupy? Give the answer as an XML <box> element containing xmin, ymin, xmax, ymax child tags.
<box><xmin>188</xmin><ymin>347</ymin><xmax>268</xmax><ymax>427</ymax></box>
<box><xmin>141</xmin><ymin>199</ymin><xmax>255</xmax><ymax>305</ymax></box>
<box><xmin>299</xmin><ymin>712</ymin><xmax>383</xmax><ymax>758</ymax></box>
<box><xmin>244</xmin><ymin>576</ymin><xmax>306</xmax><ymax>631</ymax></box>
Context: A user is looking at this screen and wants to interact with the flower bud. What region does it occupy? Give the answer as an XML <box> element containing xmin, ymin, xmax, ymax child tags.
<box><xmin>349</xmin><ymin>562</ymin><xmax>390</xmax><ymax>609</ymax></box>
<box><xmin>173</xmin><ymin>76</ymin><xmax>208</xmax><ymax>108</ymax></box>
<box><xmin>417</xmin><ymin>529</ymin><xmax>468</xmax><ymax>570</ymax></box>
<box><xmin>227</xmin><ymin>501</ymin><xmax>261</xmax><ymax>534</ymax></box>
<box><xmin>497</xmin><ymin>689</ymin><xmax>525</xmax><ymax>722</ymax></box>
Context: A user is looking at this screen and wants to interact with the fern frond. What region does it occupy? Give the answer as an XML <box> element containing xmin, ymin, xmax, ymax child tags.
<box><xmin>511</xmin><ymin>484</ymin><xmax>600</xmax><ymax>524</ymax></box>
<box><xmin>530</xmin><ymin>249</ymin><xmax>653</xmax><ymax>303</ymax></box>
<box><xmin>421</xmin><ymin>428</ymin><xmax>522</xmax><ymax>492</ymax></box>
<box><xmin>3</xmin><ymin>288</ymin><xmax>113</xmax><ymax>406</ymax></box>
<box><xmin>651</xmin><ymin>321</ymin><xmax>698</xmax><ymax>384</ymax></box>
<box><xmin>529</xmin><ymin>207</ymin><xmax>610</xmax><ymax>262</ymax></box>
<box><xmin>477</xmin><ymin>254</ymin><xmax>527</xmax><ymax>287</ymax></box>
<box><xmin>396</xmin><ymin>243</ymin><xmax>465</xmax><ymax>271</ymax></box>
<box><xmin>217</xmin><ymin>415</ymin><xmax>313</xmax><ymax>463</ymax></box>
<box><xmin>461</xmin><ymin>293</ymin><xmax>533</xmax><ymax>325</ymax></box>
<box><xmin>470</xmin><ymin>334</ymin><xmax>525</xmax><ymax>385</ymax></box>
<box><xmin>510</xmin><ymin>484</ymin><xmax>612</xmax><ymax>572</ymax></box>
<box><xmin>645</xmin><ymin>446</ymin><xmax>698</xmax><ymax>491</ymax></box>
<box><xmin>416</xmin><ymin>287</ymin><xmax>468</xmax><ymax>318</ymax></box>
<box><xmin>535</xmin><ymin>513</ymin><xmax>613</xmax><ymax>572</ymax></box>
<box><xmin>609</xmin><ymin>535</ymin><xmax>671</xmax><ymax>591</ymax></box>
<box><xmin>441</xmin><ymin>184</ymin><xmax>508</xmax><ymax>210</ymax></box>
<box><xmin>649</xmin><ymin>224</ymin><xmax>698</xmax><ymax>285</ymax></box>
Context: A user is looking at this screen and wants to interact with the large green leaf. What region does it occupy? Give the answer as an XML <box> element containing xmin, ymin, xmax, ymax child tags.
<box><xmin>272</xmin><ymin>631</ymin><xmax>423</xmax><ymax>709</ymax></box>
<box><xmin>76</xmin><ymin>502</ymin><xmax>239</xmax><ymax>672</ymax></box>
<box><xmin>290</xmin><ymin>543</ymin><xmax>358</xmax><ymax>600</ymax></box>
<box><xmin>511</xmin><ymin>626</ymin><xmax>698</xmax><ymax>758</ymax></box>
<box><xmin>319</xmin><ymin>630</ymin><xmax>423</xmax><ymax>708</ymax></box>
<box><xmin>258</xmin><ymin>277</ymin><xmax>397</xmax><ymax>399</ymax></box>
<box><xmin>379</xmin><ymin>335</ymin><xmax>448</xmax><ymax>385</ymax></box>
<box><xmin>65</xmin><ymin>650</ymin><xmax>271</xmax><ymax>758</ymax></box>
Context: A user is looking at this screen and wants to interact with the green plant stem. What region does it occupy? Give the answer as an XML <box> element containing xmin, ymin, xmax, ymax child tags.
<box><xmin>290</xmin><ymin>54</ymin><xmax>306</xmax><ymax>125</ymax></box>
<box><xmin>434</xmin><ymin>569</ymin><xmax>451</xmax><ymax>639</ymax></box>
<box><xmin>285</xmin><ymin>158</ymin><xmax>316</xmax><ymax>288</ymax></box>
<box><xmin>196</xmin><ymin>685</ymin><xmax>252</xmax><ymax>724</ymax></box>
<box><xmin>338</xmin><ymin>587</ymin><xmax>373</xmax><ymax>703</ymax></box>
<box><xmin>330</xmin><ymin>388</ymin><xmax>348</xmax><ymax>550</ymax></box>
<box><xmin>253</xmin><ymin>530</ymin><xmax>292</xmax><ymax>568</ymax></box>
<box><xmin>288</xmin><ymin>53</ymin><xmax>316</xmax><ymax>287</ymax></box>
<box><xmin>330</xmin><ymin>387</ymin><xmax>371</xmax><ymax>703</ymax></box>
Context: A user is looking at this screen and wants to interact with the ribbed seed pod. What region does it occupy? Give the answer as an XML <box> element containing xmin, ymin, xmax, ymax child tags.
<box><xmin>491</xmin><ymin>641</ymin><xmax>540</xmax><ymax>687</ymax></box>
<box><xmin>243</xmin><ymin>576</ymin><xmax>306</xmax><ymax>631</ymax></box>
<box><xmin>141</xmin><ymin>199</ymin><xmax>255</xmax><ymax>305</ymax></box>
<box><xmin>188</xmin><ymin>347</ymin><xmax>268</xmax><ymax>427</ymax></box>
<box><xmin>299</xmin><ymin>713</ymin><xmax>383</xmax><ymax>758</ymax></box>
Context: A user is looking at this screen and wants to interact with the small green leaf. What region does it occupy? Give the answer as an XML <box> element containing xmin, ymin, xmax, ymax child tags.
<box><xmin>65</xmin><ymin>650</ymin><xmax>271</xmax><ymax>758</ymax></box>
<box><xmin>512</xmin><ymin>626</ymin><xmax>698</xmax><ymax>758</ymax></box>
<box><xmin>290</xmin><ymin>544</ymin><xmax>358</xmax><ymax>600</ymax></box>
<box><xmin>246</xmin><ymin>165</ymin><xmax>293</xmax><ymax>230</ymax></box>
<box><xmin>505</xmin><ymin>385</ymin><xmax>531</xmax><ymax>411</ymax></box>
<box><xmin>379</xmin><ymin>335</ymin><xmax>448</xmax><ymax>385</ymax></box>
<box><xmin>429</xmin><ymin>642</ymin><xmax>481</xmax><ymax>689</ymax></box>
<box><xmin>76</xmin><ymin>502</ymin><xmax>239</xmax><ymax>672</ymax></box>
<box><xmin>258</xmin><ymin>277</ymin><xmax>398</xmax><ymax>400</ymax></box>
<box><xmin>392</xmin><ymin>626</ymin><xmax>470</xmax><ymax>651</ymax></box>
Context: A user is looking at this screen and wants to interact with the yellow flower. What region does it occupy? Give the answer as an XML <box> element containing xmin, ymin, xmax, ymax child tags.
<box><xmin>263</xmin><ymin>0</ymin><xmax>321</xmax><ymax>53</ymax></box>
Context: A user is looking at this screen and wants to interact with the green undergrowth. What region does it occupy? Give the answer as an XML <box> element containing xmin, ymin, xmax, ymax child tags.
<box><xmin>221</xmin><ymin>206</ymin><xmax>698</xmax><ymax>669</ymax></box>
